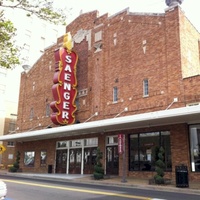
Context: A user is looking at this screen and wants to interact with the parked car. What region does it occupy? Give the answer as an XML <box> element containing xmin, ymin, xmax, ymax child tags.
<box><xmin>0</xmin><ymin>180</ymin><xmax>7</xmax><ymax>199</ymax></box>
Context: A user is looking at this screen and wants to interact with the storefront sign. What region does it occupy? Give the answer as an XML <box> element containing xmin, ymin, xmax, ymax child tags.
<box><xmin>50</xmin><ymin>32</ymin><xmax>78</xmax><ymax>125</ymax></box>
<box><xmin>118</xmin><ymin>134</ymin><xmax>124</xmax><ymax>154</ymax></box>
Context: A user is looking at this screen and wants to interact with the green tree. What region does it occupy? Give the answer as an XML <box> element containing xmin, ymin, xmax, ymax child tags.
<box><xmin>9</xmin><ymin>151</ymin><xmax>20</xmax><ymax>172</ymax></box>
<box><xmin>93</xmin><ymin>147</ymin><xmax>104</xmax><ymax>180</ymax></box>
<box><xmin>154</xmin><ymin>146</ymin><xmax>165</xmax><ymax>184</ymax></box>
<box><xmin>0</xmin><ymin>11</ymin><xmax>19</xmax><ymax>68</ymax></box>
<box><xmin>0</xmin><ymin>0</ymin><xmax>68</xmax><ymax>69</ymax></box>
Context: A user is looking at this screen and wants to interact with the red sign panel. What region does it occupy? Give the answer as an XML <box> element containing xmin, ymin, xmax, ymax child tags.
<box><xmin>50</xmin><ymin>47</ymin><xmax>78</xmax><ymax>125</ymax></box>
<box><xmin>118</xmin><ymin>134</ymin><xmax>124</xmax><ymax>154</ymax></box>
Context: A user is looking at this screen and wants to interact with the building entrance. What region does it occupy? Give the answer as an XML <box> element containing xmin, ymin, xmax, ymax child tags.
<box><xmin>56</xmin><ymin>149</ymin><xmax>67</xmax><ymax>173</ymax></box>
<box><xmin>56</xmin><ymin>138</ymin><xmax>98</xmax><ymax>174</ymax></box>
<box><xmin>84</xmin><ymin>147</ymin><xmax>97</xmax><ymax>174</ymax></box>
<box><xmin>69</xmin><ymin>148</ymin><xmax>82</xmax><ymax>174</ymax></box>
<box><xmin>106</xmin><ymin>146</ymin><xmax>119</xmax><ymax>175</ymax></box>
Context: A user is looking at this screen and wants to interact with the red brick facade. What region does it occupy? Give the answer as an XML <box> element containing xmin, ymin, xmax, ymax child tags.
<box><xmin>3</xmin><ymin>6</ymin><xmax>200</xmax><ymax>181</ymax></box>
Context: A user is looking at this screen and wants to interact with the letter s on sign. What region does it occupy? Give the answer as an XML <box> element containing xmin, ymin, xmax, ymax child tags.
<box><xmin>65</xmin><ymin>55</ymin><xmax>72</xmax><ymax>63</ymax></box>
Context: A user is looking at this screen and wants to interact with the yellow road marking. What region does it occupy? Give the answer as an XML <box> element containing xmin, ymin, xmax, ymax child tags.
<box><xmin>3</xmin><ymin>179</ymin><xmax>152</xmax><ymax>200</ymax></box>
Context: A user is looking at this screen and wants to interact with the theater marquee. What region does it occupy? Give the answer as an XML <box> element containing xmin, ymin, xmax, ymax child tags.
<box><xmin>50</xmin><ymin>32</ymin><xmax>78</xmax><ymax>125</ymax></box>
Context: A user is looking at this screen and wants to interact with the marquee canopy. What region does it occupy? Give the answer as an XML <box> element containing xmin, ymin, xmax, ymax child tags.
<box><xmin>0</xmin><ymin>105</ymin><xmax>200</xmax><ymax>142</ymax></box>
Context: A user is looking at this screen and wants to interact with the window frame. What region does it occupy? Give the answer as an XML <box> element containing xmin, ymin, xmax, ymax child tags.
<box><xmin>129</xmin><ymin>131</ymin><xmax>172</xmax><ymax>172</ymax></box>
<box><xmin>30</xmin><ymin>107</ymin><xmax>34</xmax><ymax>120</ymax></box>
<box><xmin>113</xmin><ymin>86</ymin><xmax>118</xmax><ymax>102</ymax></box>
<box><xmin>45</xmin><ymin>103</ymin><xmax>50</xmax><ymax>117</ymax></box>
<box><xmin>24</xmin><ymin>151</ymin><xmax>35</xmax><ymax>167</ymax></box>
<box><xmin>189</xmin><ymin>125</ymin><xmax>200</xmax><ymax>172</ymax></box>
<box><xmin>143</xmin><ymin>79</ymin><xmax>149</xmax><ymax>97</ymax></box>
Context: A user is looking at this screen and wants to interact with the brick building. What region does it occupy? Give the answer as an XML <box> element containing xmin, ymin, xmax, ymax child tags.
<box><xmin>1</xmin><ymin>3</ymin><xmax>200</xmax><ymax>182</ymax></box>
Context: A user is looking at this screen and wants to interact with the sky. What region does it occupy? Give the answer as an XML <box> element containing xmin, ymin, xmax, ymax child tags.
<box><xmin>55</xmin><ymin>0</ymin><xmax>200</xmax><ymax>32</ymax></box>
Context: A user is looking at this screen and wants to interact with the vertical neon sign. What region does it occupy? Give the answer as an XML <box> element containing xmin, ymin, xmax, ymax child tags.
<box><xmin>50</xmin><ymin>32</ymin><xmax>78</xmax><ymax>125</ymax></box>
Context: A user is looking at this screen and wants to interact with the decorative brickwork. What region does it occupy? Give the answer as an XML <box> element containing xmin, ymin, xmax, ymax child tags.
<box><xmin>2</xmin><ymin>6</ymin><xmax>200</xmax><ymax>182</ymax></box>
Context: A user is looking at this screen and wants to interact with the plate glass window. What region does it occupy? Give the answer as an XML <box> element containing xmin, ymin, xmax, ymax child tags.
<box><xmin>129</xmin><ymin>131</ymin><xmax>171</xmax><ymax>171</ymax></box>
<box><xmin>190</xmin><ymin>125</ymin><xmax>200</xmax><ymax>172</ymax></box>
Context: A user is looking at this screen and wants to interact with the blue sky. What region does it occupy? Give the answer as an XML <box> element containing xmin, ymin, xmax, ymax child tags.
<box><xmin>55</xmin><ymin>0</ymin><xmax>200</xmax><ymax>32</ymax></box>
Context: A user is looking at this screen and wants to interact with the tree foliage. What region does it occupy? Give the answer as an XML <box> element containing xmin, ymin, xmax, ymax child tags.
<box><xmin>0</xmin><ymin>0</ymin><xmax>67</xmax><ymax>25</ymax></box>
<box><xmin>0</xmin><ymin>0</ymin><xmax>68</xmax><ymax>69</ymax></box>
<box><xmin>93</xmin><ymin>147</ymin><xmax>104</xmax><ymax>180</ymax></box>
<box><xmin>9</xmin><ymin>151</ymin><xmax>20</xmax><ymax>172</ymax></box>
<box><xmin>154</xmin><ymin>146</ymin><xmax>165</xmax><ymax>184</ymax></box>
<box><xmin>0</xmin><ymin>11</ymin><xmax>20</xmax><ymax>68</ymax></box>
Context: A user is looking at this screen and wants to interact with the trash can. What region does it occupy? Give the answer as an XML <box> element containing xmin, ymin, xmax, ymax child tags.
<box><xmin>48</xmin><ymin>165</ymin><xmax>53</xmax><ymax>174</ymax></box>
<box><xmin>175</xmin><ymin>165</ymin><xmax>189</xmax><ymax>187</ymax></box>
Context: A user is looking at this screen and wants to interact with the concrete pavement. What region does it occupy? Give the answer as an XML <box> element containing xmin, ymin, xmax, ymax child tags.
<box><xmin>0</xmin><ymin>170</ymin><xmax>200</xmax><ymax>195</ymax></box>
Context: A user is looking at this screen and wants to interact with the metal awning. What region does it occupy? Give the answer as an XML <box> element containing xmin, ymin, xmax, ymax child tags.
<box><xmin>1</xmin><ymin>105</ymin><xmax>200</xmax><ymax>142</ymax></box>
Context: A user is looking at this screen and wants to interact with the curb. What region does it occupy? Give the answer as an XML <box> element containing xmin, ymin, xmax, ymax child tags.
<box><xmin>1</xmin><ymin>172</ymin><xmax>200</xmax><ymax>195</ymax></box>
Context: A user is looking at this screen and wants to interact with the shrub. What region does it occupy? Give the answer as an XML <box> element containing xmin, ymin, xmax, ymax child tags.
<box><xmin>154</xmin><ymin>146</ymin><xmax>165</xmax><ymax>184</ymax></box>
<box><xmin>93</xmin><ymin>147</ymin><xmax>104</xmax><ymax>180</ymax></box>
<box><xmin>9</xmin><ymin>151</ymin><xmax>20</xmax><ymax>173</ymax></box>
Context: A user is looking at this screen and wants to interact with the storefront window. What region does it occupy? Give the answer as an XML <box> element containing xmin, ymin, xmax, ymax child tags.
<box><xmin>190</xmin><ymin>125</ymin><xmax>200</xmax><ymax>172</ymax></box>
<box><xmin>24</xmin><ymin>151</ymin><xmax>35</xmax><ymax>167</ymax></box>
<box><xmin>129</xmin><ymin>131</ymin><xmax>171</xmax><ymax>172</ymax></box>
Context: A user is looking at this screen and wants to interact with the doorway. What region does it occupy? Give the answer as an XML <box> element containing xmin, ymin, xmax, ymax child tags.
<box><xmin>69</xmin><ymin>148</ymin><xmax>82</xmax><ymax>174</ymax></box>
<box><xmin>56</xmin><ymin>149</ymin><xmax>67</xmax><ymax>173</ymax></box>
<box><xmin>106</xmin><ymin>146</ymin><xmax>119</xmax><ymax>175</ymax></box>
<box><xmin>84</xmin><ymin>147</ymin><xmax>97</xmax><ymax>174</ymax></box>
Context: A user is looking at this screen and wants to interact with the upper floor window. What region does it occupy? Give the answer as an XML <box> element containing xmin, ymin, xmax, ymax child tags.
<box><xmin>95</xmin><ymin>31</ymin><xmax>102</xmax><ymax>42</ymax></box>
<box><xmin>113</xmin><ymin>86</ymin><xmax>118</xmax><ymax>102</ymax></box>
<box><xmin>9</xmin><ymin>119</ymin><xmax>16</xmax><ymax>132</ymax></box>
<box><xmin>45</xmin><ymin>103</ymin><xmax>50</xmax><ymax>117</ymax></box>
<box><xmin>75</xmin><ymin>98</ymin><xmax>79</xmax><ymax>110</ymax></box>
<box><xmin>30</xmin><ymin>108</ymin><xmax>34</xmax><ymax>120</ymax></box>
<box><xmin>7</xmin><ymin>141</ymin><xmax>15</xmax><ymax>147</ymax></box>
<box><xmin>143</xmin><ymin>79</ymin><xmax>149</xmax><ymax>97</ymax></box>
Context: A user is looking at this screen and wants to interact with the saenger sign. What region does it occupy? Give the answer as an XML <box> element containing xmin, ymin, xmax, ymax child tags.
<box><xmin>50</xmin><ymin>32</ymin><xmax>78</xmax><ymax>125</ymax></box>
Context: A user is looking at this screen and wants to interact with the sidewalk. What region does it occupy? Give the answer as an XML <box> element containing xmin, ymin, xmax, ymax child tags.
<box><xmin>1</xmin><ymin>170</ymin><xmax>200</xmax><ymax>195</ymax></box>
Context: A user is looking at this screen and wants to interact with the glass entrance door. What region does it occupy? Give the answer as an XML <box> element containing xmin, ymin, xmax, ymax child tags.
<box><xmin>84</xmin><ymin>147</ymin><xmax>97</xmax><ymax>174</ymax></box>
<box><xmin>106</xmin><ymin>146</ymin><xmax>119</xmax><ymax>175</ymax></box>
<box><xmin>69</xmin><ymin>148</ymin><xmax>82</xmax><ymax>174</ymax></box>
<box><xmin>56</xmin><ymin>149</ymin><xmax>67</xmax><ymax>173</ymax></box>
